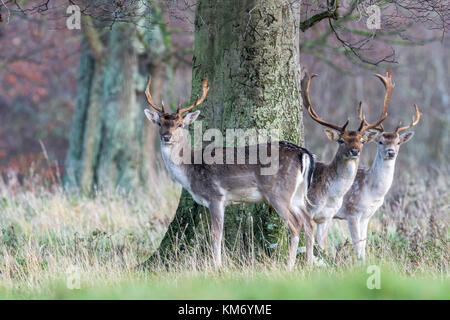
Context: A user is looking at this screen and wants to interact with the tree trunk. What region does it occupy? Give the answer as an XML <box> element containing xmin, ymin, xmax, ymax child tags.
<box><xmin>64</xmin><ymin>16</ymin><xmax>165</xmax><ymax>192</ymax></box>
<box><xmin>150</xmin><ymin>0</ymin><xmax>304</xmax><ymax>264</ymax></box>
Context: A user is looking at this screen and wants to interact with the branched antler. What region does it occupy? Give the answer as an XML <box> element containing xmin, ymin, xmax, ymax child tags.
<box><xmin>359</xmin><ymin>101</ymin><xmax>385</xmax><ymax>132</ymax></box>
<box><xmin>145</xmin><ymin>76</ymin><xmax>209</xmax><ymax>115</ymax></box>
<box><xmin>145</xmin><ymin>76</ymin><xmax>165</xmax><ymax>114</ymax></box>
<box><xmin>360</xmin><ymin>71</ymin><xmax>420</xmax><ymax>134</ymax></box>
<box><xmin>302</xmin><ymin>73</ymin><xmax>349</xmax><ymax>133</ymax></box>
<box><xmin>395</xmin><ymin>104</ymin><xmax>421</xmax><ymax>133</ymax></box>
<box><xmin>357</xmin><ymin>70</ymin><xmax>393</xmax><ymax>132</ymax></box>
<box><xmin>178</xmin><ymin>78</ymin><xmax>210</xmax><ymax>114</ymax></box>
<box><xmin>374</xmin><ymin>70</ymin><xmax>395</xmax><ymax>120</ymax></box>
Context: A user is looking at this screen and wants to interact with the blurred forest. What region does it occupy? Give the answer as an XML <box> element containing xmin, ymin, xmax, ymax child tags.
<box><xmin>0</xmin><ymin>0</ymin><xmax>448</xmax><ymax>186</ymax></box>
<box><xmin>0</xmin><ymin>2</ymin><xmax>448</xmax><ymax>297</ymax></box>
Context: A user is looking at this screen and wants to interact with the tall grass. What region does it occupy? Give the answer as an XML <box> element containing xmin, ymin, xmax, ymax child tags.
<box><xmin>0</xmin><ymin>166</ymin><xmax>448</xmax><ymax>299</ymax></box>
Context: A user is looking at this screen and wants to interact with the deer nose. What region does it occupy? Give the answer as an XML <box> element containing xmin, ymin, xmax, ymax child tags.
<box><xmin>349</xmin><ymin>148</ymin><xmax>360</xmax><ymax>157</ymax></box>
<box><xmin>387</xmin><ymin>150</ymin><xmax>396</xmax><ymax>158</ymax></box>
<box><xmin>162</xmin><ymin>135</ymin><xmax>171</xmax><ymax>142</ymax></box>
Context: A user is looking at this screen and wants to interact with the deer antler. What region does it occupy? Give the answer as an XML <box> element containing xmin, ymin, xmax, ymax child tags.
<box><xmin>374</xmin><ymin>70</ymin><xmax>394</xmax><ymax>117</ymax></box>
<box><xmin>358</xmin><ymin>101</ymin><xmax>385</xmax><ymax>132</ymax></box>
<box><xmin>178</xmin><ymin>78</ymin><xmax>210</xmax><ymax>114</ymax></box>
<box><xmin>357</xmin><ymin>70</ymin><xmax>393</xmax><ymax>132</ymax></box>
<box><xmin>145</xmin><ymin>76</ymin><xmax>165</xmax><ymax>114</ymax></box>
<box><xmin>395</xmin><ymin>104</ymin><xmax>421</xmax><ymax>133</ymax></box>
<box><xmin>302</xmin><ymin>73</ymin><xmax>349</xmax><ymax>133</ymax></box>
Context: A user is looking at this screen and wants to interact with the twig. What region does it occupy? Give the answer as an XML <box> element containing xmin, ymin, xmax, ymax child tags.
<box><xmin>0</xmin><ymin>0</ymin><xmax>10</xmax><ymax>24</ymax></box>
<box><xmin>300</xmin><ymin>0</ymin><xmax>339</xmax><ymax>32</ymax></box>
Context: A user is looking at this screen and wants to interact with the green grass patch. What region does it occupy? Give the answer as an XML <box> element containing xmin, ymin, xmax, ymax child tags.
<box><xmin>1</xmin><ymin>267</ymin><xmax>448</xmax><ymax>299</ymax></box>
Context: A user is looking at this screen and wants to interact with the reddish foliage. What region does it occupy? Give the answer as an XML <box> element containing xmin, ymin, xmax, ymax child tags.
<box><xmin>0</xmin><ymin>8</ymin><xmax>80</xmax><ymax>174</ymax></box>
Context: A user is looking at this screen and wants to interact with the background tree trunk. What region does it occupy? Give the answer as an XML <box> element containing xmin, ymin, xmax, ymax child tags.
<box><xmin>64</xmin><ymin>15</ymin><xmax>166</xmax><ymax>192</ymax></box>
<box><xmin>151</xmin><ymin>0</ymin><xmax>304</xmax><ymax>264</ymax></box>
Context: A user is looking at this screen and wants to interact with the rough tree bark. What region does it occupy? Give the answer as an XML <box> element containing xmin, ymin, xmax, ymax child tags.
<box><xmin>64</xmin><ymin>15</ymin><xmax>165</xmax><ymax>192</ymax></box>
<box><xmin>149</xmin><ymin>0</ymin><xmax>304</xmax><ymax>264</ymax></box>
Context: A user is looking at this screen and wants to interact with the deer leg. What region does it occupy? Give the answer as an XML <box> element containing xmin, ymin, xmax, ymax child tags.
<box><xmin>301</xmin><ymin>208</ymin><xmax>314</xmax><ymax>267</ymax></box>
<box><xmin>209</xmin><ymin>201</ymin><xmax>225</xmax><ymax>268</ymax></box>
<box><xmin>268</xmin><ymin>199</ymin><xmax>302</xmax><ymax>270</ymax></box>
<box><xmin>347</xmin><ymin>216</ymin><xmax>362</xmax><ymax>259</ymax></box>
<box><xmin>282</xmin><ymin>211</ymin><xmax>302</xmax><ymax>270</ymax></box>
<box><xmin>287</xmin><ymin>222</ymin><xmax>301</xmax><ymax>271</ymax></box>
<box><xmin>285</xmin><ymin>205</ymin><xmax>314</xmax><ymax>267</ymax></box>
<box><xmin>315</xmin><ymin>219</ymin><xmax>331</xmax><ymax>252</ymax></box>
<box><xmin>359</xmin><ymin>218</ymin><xmax>370</xmax><ymax>262</ymax></box>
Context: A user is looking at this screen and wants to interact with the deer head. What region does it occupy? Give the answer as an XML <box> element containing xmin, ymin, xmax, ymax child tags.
<box><xmin>144</xmin><ymin>76</ymin><xmax>210</xmax><ymax>145</ymax></box>
<box><xmin>302</xmin><ymin>73</ymin><xmax>387</xmax><ymax>160</ymax></box>
<box><xmin>373</xmin><ymin>104</ymin><xmax>421</xmax><ymax>160</ymax></box>
<box><xmin>358</xmin><ymin>71</ymin><xmax>421</xmax><ymax>160</ymax></box>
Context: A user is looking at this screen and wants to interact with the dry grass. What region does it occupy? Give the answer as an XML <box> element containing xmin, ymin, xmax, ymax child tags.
<box><xmin>0</xmin><ymin>166</ymin><xmax>448</xmax><ymax>299</ymax></box>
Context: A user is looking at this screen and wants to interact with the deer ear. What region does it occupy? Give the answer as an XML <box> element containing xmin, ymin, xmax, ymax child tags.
<box><xmin>362</xmin><ymin>129</ymin><xmax>379</xmax><ymax>143</ymax></box>
<box><xmin>183</xmin><ymin>110</ymin><xmax>201</xmax><ymax>126</ymax></box>
<box><xmin>144</xmin><ymin>109</ymin><xmax>160</xmax><ymax>124</ymax></box>
<box><xmin>399</xmin><ymin>131</ymin><xmax>414</xmax><ymax>144</ymax></box>
<box><xmin>324</xmin><ymin>129</ymin><xmax>340</xmax><ymax>141</ymax></box>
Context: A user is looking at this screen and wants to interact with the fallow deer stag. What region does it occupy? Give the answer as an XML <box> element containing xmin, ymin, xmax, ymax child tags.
<box><xmin>335</xmin><ymin>71</ymin><xmax>421</xmax><ymax>261</ymax></box>
<box><xmin>144</xmin><ymin>76</ymin><xmax>315</xmax><ymax>269</ymax></box>
<box><xmin>300</xmin><ymin>72</ymin><xmax>387</xmax><ymax>266</ymax></box>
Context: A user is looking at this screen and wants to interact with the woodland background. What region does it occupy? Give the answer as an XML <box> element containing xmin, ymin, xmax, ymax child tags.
<box><xmin>0</xmin><ymin>1</ymin><xmax>448</xmax><ymax>179</ymax></box>
<box><xmin>0</xmin><ymin>0</ymin><xmax>448</xmax><ymax>299</ymax></box>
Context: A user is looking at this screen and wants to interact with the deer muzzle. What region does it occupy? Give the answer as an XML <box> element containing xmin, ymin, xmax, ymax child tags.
<box><xmin>348</xmin><ymin>148</ymin><xmax>360</xmax><ymax>158</ymax></box>
<box><xmin>385</xmin><ymin>149</ymin><xmax>396</xmax><ymax>159</ymax></box>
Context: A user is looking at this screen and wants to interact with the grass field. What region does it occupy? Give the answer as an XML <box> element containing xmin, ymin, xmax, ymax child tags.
<box><xmin>1</xmin><ymin>267</ymin><xmax>449</xmax><ymax>299</ymax></box>
<box><xmin>0</xmin><ymin>168</ymin><xmax>448</xmax><ymax>299</ymax></box>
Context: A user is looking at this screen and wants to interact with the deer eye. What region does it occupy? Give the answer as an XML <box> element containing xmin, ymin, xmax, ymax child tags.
<box><xmin>337</xmin><ymin>138</ymin><xmax>345</xmax><ymax>144</ymax></box>
<box><xmin>177</xmin><ymin>123</ymin><xmax>183</xmax><ymax>128</ymax></box>
<box><xmin>378</xmin><ymin>141</ymin><xmax>383</xmax><ymax>145</ymax></box>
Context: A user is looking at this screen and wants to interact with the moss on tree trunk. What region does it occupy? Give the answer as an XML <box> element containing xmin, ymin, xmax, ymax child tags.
<box><xmin>149</xmin><ymin>0</ymin><xmax>304</xmax><ymax>265</ymax></box>
<box><xmin>64</xmin><ymin>16</ymin><xmax>166</xmax><ymax>193</ymax></box>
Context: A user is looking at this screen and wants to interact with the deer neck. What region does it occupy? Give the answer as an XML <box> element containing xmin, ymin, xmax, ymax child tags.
<box><xmin>332</xmin><ymin>151</ymin><xmax>359</xmax><ymax>180</ymax></box>
<box><xmin>160</xmin><ymin>133</ymin><xmax>192</xmax><ymax>190</ymax></box>
<box><xmin>326</xmin><ymin>151</ymin><xmax>359</xmax><ymax>197</ymax></box>
<box><xmin>367</xmin><ymin>149</ymin><xmax>395</xmax><ymax>196</ymax></box>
